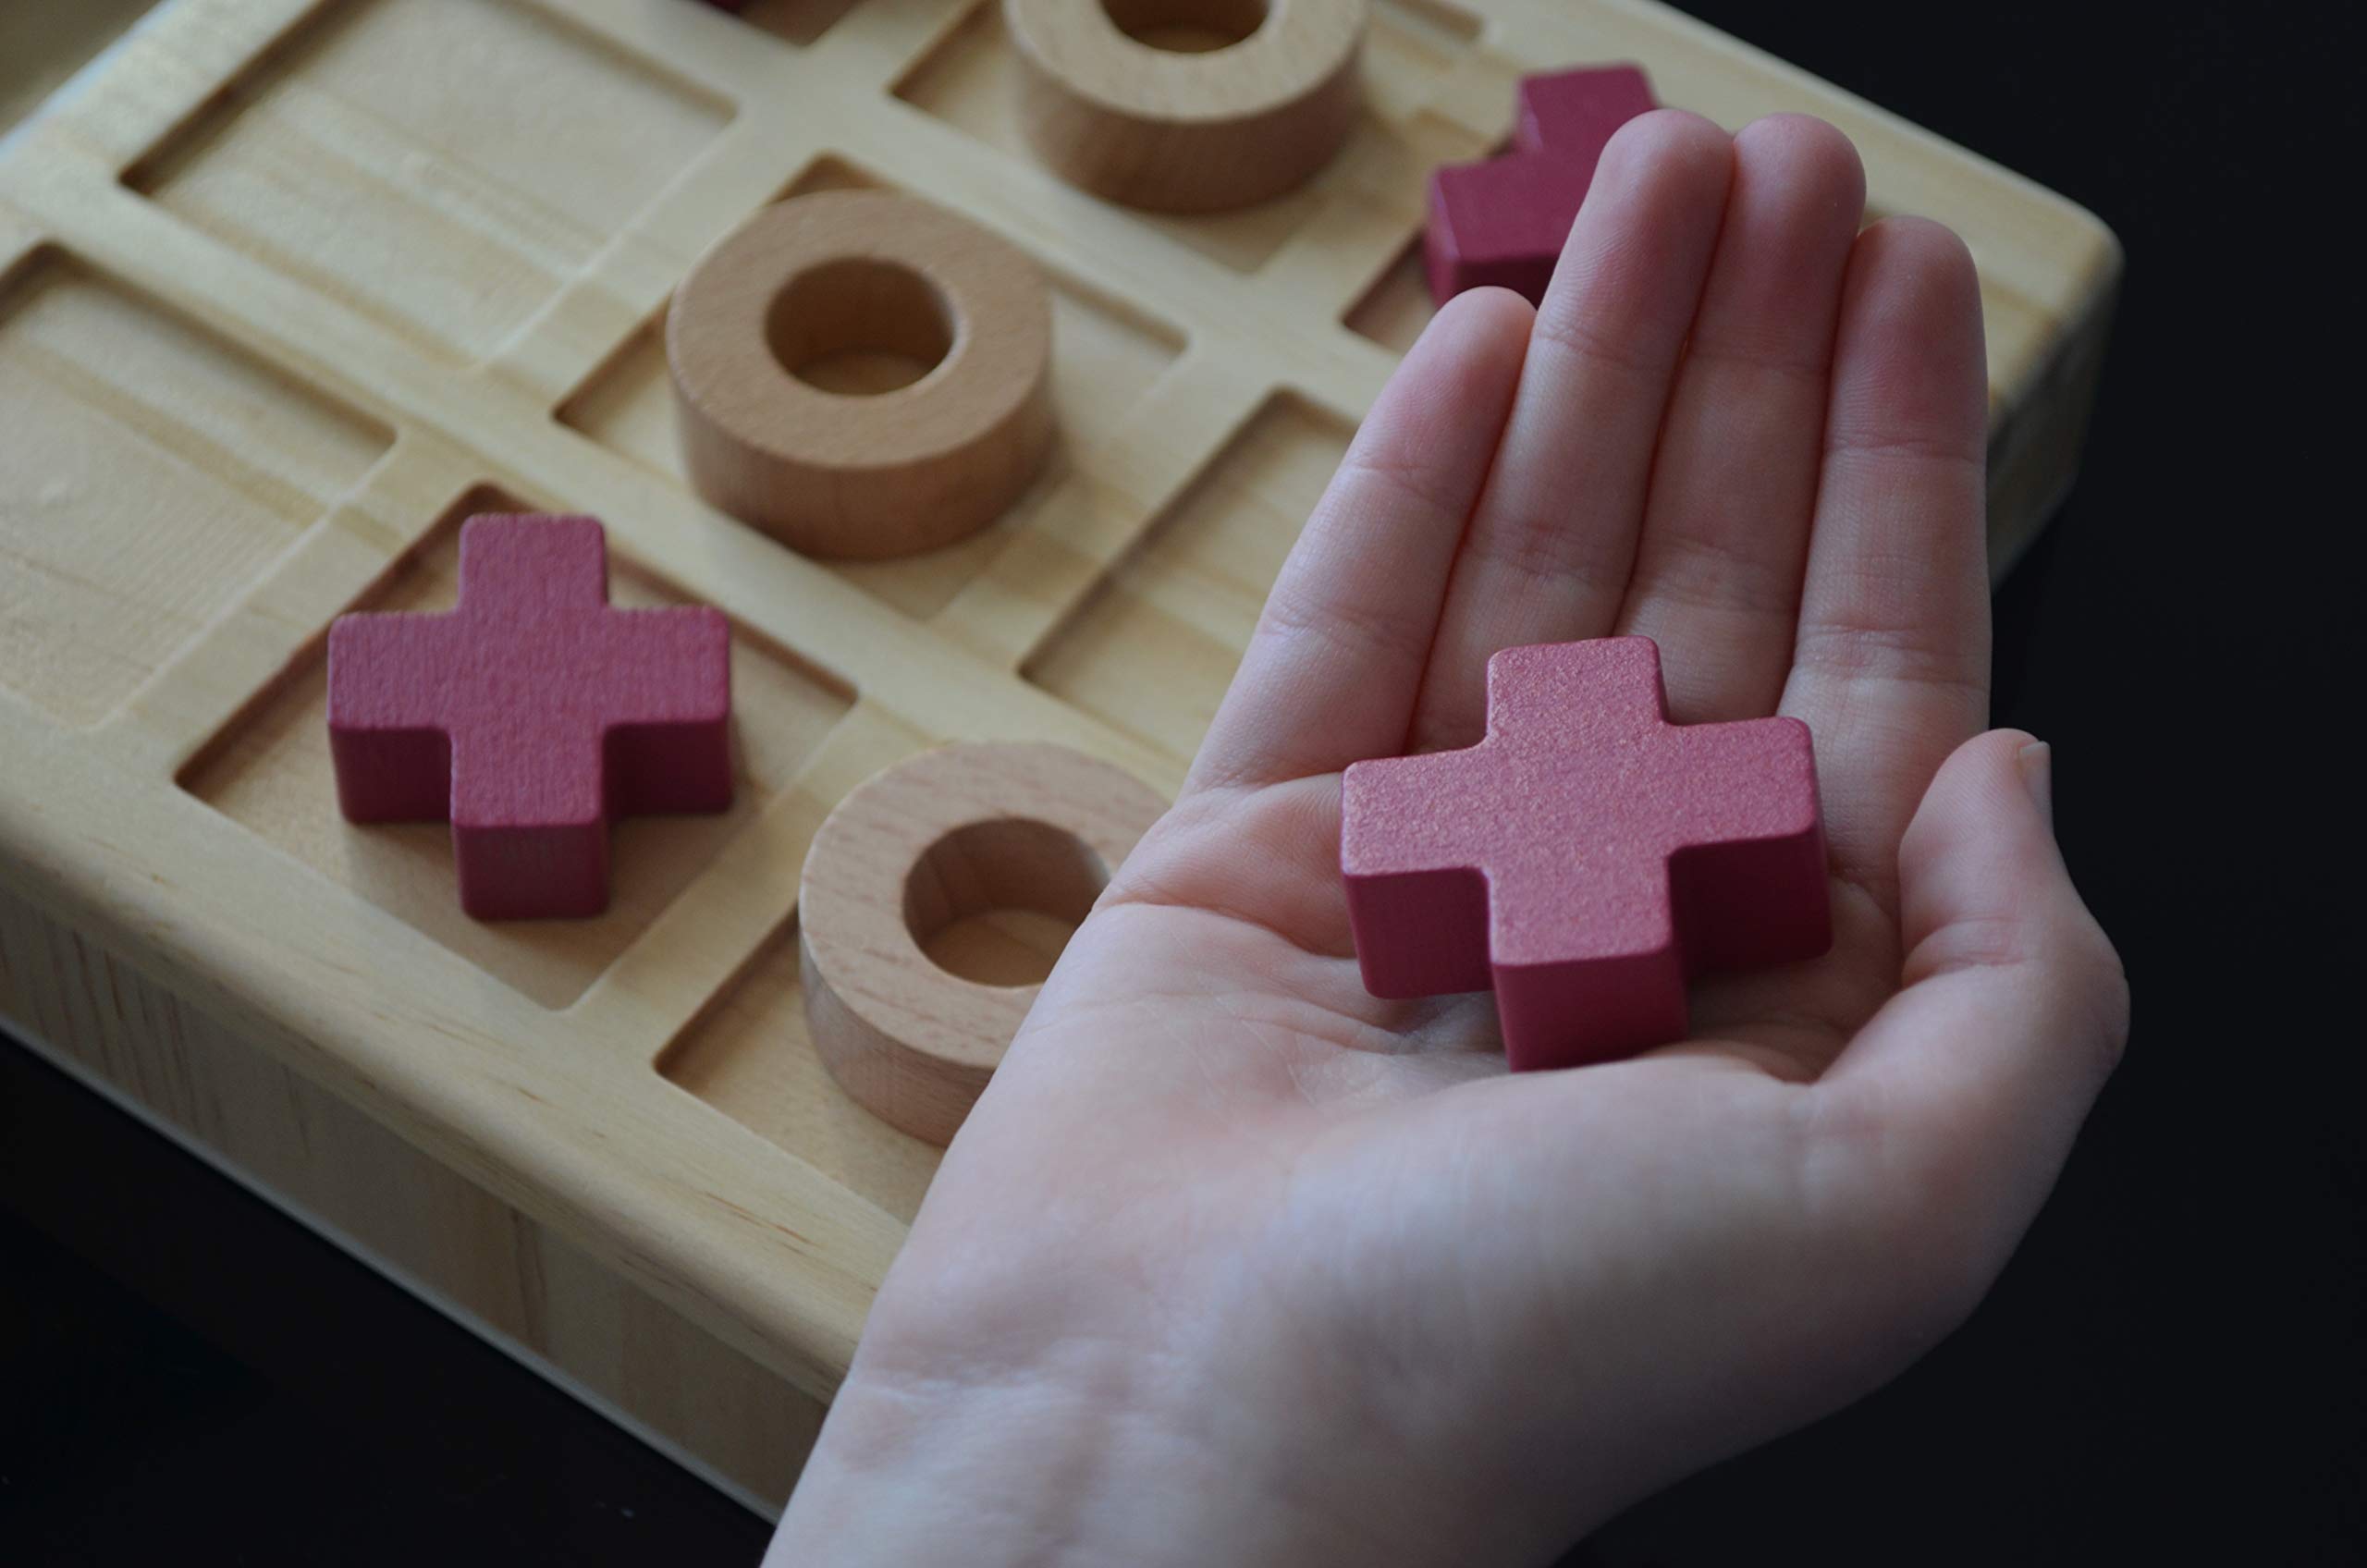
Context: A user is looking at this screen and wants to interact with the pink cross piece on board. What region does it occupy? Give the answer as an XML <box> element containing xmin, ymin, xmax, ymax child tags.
<box><xmin>1340</xmin><ymin>638</ymin><xmax>1831</xmax><ymax>1072</ymax></box>
<box><xmin>1424</xmin><ymin>64</ymin><xmax>1659</xmax><ymax>306</ymax></box>
<box><xmin>327</xmin><ymin>514</ymin><xmax>733</xmax><ymax>921</ymax></box>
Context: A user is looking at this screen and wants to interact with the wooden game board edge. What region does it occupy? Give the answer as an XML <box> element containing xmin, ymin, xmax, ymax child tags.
<box><xmin>0</xmin><ymin>702</ymin><xmax>901</xmax><ymax>1403</ymax></box>
<box><xmin>1575</xmin><ymin>0</ymin><xmax>2125</xmax><ymax>344</ymax></box>
<box><xmin>0</xmin><ymin>1021</ymin><xmax>788</xmax><ymax>1519</ymax></box>
<box><xmin>1987</xmin><ymin>256</ymin><xmax>2118</xmax><ymax>576</ymax></box>
<box><xmin>1549</xmin><ymin>0</ymin><xmax>2126</xmax><ymax>563</ymax></box>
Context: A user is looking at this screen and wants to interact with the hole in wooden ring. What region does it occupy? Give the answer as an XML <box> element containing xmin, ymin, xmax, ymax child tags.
<box><xmin>765</xmin><ymin>258</ymin><xmax>956</xmax><ymax>397</ymax></box>
<box><xmin>902</xmin><ymin>819</ymin><xmax>1109</xmax><ymax>987</ymax></box>
<box><xmin>1100</xmin><ymin>0</ymin><xmax>1269</xmax><ymax>53</ymax></box>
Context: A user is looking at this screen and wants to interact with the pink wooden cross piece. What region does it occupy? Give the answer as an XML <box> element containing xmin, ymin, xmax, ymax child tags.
<box><xmin>1425</xmin><ymin>65</ymin><xmax>1659</xmax><ymax>306</ymax></box>
<box><xmin>327</xmin><ymin>514</ymin><xmax>733</xmax><ymax>921</ymax></box>
<box><xmin>1340</xmin><ymin>639</ymin><xmax>1831</xmax><ymax>1072</ymax></box>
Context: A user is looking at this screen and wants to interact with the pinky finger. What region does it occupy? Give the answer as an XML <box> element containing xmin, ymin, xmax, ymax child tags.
<box><xmin>1809</xmin><ymin>730</ymin><xmax>2128</xmax><ymax>1312</ymax></box>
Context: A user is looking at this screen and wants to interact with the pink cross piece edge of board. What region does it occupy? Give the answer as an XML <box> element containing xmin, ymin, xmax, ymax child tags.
<box><xmin>325</xmin><ymin>514</ymin><xmax>733</xmax><ymax>922</ymax></box>
<box><xmin>1340</xmin><ymin>638</ymin><xmax>1831</xmax><ymax>1072</ymax></box>
<box><xmin>1424</xmin><ymin>64</ymin><xmax>1659</xmax><ymax>306</ymax></box>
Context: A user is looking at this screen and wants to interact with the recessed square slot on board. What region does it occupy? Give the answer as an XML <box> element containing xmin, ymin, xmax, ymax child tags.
<box><xmin>179</xmin><ymin>487</ymin><xmax>853</xmax><ymax>1011</ymax></box>
<box><xmin>894</xmin><ymin>0</ymin><xmax>1482</xmax><ymax>276</ymax></box>
<box><xmin>126</xmin><ymin>0</ymin><xmax>730</xmax><ymax>365</ymax></box>
<box><xmin>558</xmin><ymin>157</ymin><xmax>1185</xmax><ymax>622</ymax></box>
<box><xmin>660</xmin><ymin>919</ymin><xmax>942</xmax><ymax>1225</ymax></box>
<box><xmin>732</xmin><ymin>0</ymin><xmax>865</xmax><ymax>47</ymax></box>
<box><xmin>0</xmin><ymin>0</ymin><xmax>163</xmax><ymax>132</ymax></box>
<box><xmin>0</xmin><ymin>251</ymin><xmax>390</xmax><ymax>729</ymax></box>
<box><xmin>1345</xmin><ymin>238</ymin><xmax>1433</xmax><ymax>353</ymax></box>
<box><xmin>1025</xmin><ymin>393</ymin><xmax>1351</xmax><ymax>764</ymax></box>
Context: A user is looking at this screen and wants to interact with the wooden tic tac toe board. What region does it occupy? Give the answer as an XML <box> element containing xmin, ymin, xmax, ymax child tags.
<box><xmin>0</xmin><ymin>0</ymin><xmax>2117</xmax><ymax>1510</ymax></box>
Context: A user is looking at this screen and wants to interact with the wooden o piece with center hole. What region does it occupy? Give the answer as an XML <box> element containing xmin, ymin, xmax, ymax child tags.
<box><xmin>1005</xmin><ymin>0</ymin><xmax>1367</xmax><ymax>213</ymax></box>
<box><xmin>799</xmin><ymin>741</ymin><xmax>1169</xmax><ymax>1145</ymax></box>
<box><xmin>666</xmin><ymin>191</ymin><xmax>1054</xmax><ymax>559</ymax></box>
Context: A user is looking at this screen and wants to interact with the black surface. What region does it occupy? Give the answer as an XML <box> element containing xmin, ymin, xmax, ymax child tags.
<box><xmin>0</xmin><ymin>1041</ymin><xmax>773</xmax><ymax>1566</ymax></box>
<box><xmin>3</xmin><ymin>1</ymin><xmax>2360</xmax><ymax>1562</ymax></box>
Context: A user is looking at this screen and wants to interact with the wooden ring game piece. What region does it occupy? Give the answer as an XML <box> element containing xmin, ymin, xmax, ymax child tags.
<box><xmin>667</xmin><ymin>191</ymin><xmax>1055</xmax><ymax>560</ymax></box>
<box><xmin>1005</xmin><ymin>0</ymin><xmax>1367</xmax><ymax>213</ymax></box>
<box><xmin>799</xmin><ymin>742</ymin><xmax>1168</xmax><ymax>1146</ymax></box>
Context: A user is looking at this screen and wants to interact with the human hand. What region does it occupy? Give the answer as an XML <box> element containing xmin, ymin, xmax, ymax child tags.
<box><xmin>771</xmin><ymin>111</ymin><xmax>2128</xmax><ymax>1568</ymax></box>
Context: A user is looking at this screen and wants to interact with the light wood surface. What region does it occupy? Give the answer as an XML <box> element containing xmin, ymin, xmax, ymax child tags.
<box><xmin>668</xmin><ymin>190</ymin><xmax>1056</xmax><ymax>557</ymax></box>
<box><xmin>0</xmin><ymin>0</ymin><xmax>2118</xmax><ymax>1513</ymax></box>
<box><xmin>1008</xmin><ymin>0</ymin><xmax>1368</xmax><ymax>211</ymax></box>
<box><xmin>800</xmin><ymin>741</ymin><xmax>1168</xmax><ymax>1145</ymax></box>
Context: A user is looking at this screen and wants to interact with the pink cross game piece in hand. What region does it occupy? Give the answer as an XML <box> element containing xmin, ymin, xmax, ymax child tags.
<box><xmin>327</xmin><ymin>514</ymin><xmax>733</xmax><ymax>921</ymax></box>
<box><xmin>1424</xmin><ymin>65</ymin><xmax>1659</xmax><ymax>306</ymax></box>
<box><xmin>1340</xmin><ymin>638</ymin><xmax>1831</xmax><ymax>1071</ymax></box>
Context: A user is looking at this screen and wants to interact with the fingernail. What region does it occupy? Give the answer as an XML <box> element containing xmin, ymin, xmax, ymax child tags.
<box><xmin>2017</xmin><ymin>741</ymin><xmax>2054</xmax><ymax>833</ymax></box>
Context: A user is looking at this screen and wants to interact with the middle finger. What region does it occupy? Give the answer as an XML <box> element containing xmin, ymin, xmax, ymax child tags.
<box><xmin>1613</xmin><ymin>115</ymin><xmax>1866</xmax><ymax>722</ymax></box>
<box><xmin>1407</xmin><ymin>110</ymin><xmax>1735</xmax><ymax>751</ymax></box>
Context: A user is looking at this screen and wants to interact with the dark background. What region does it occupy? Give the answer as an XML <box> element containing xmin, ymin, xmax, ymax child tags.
<box><xmin>4</xmin><ymin>1</ymin><xmax>2358</xmax><ymax>1562</ymax></box>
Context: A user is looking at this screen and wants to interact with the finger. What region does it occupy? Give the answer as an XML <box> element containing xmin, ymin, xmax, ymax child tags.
<box><xmin>1779</xmin><ymin>217</ymin><xmax>1990</xmax><ymax>912</ymax></box>
<box><xmin>1408</xmin><ymin>111</ymin><xmax>1734</xmax><ymax>752</ymax></box>
<box><xmin>1186</xmin><ymin>287</ymin><xmax>1534</xmax><ymax>794</ymax></box>
<box><xmin>1615</xmin><ymin>116</ymin><xmax>1866</xmax><ymax>722</ymax></box>
<box><xmin>1809</xmin><ymin>730</ymin><xmax>2128</xmax><ymax>1315</ymax></box>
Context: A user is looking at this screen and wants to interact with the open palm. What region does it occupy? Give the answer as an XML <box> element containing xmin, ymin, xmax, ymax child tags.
<box><xmin>777</xmin><ymin>112</ymin><xmax>2127</xmax><ymax>1568</ymax></box>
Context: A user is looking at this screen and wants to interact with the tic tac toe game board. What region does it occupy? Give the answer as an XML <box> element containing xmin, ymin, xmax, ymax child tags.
<box><xmin>0</xmin><ymin>0</ymin><xmax>2116</xmax><ymax>1510</ymax></box>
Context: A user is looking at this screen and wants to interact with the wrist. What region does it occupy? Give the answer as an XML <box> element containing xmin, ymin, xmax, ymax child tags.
<box><xmin>769</xmin><ymin>1323</ymin><xmax>1512</xmax><ymax>1568</ymax></box>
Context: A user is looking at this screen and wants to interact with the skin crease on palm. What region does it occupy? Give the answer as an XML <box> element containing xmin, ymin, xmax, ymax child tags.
<box><xmin>767</xmin><ymin>111</ymin><xmax>2129</xmax><ymax>1567</ymax></box>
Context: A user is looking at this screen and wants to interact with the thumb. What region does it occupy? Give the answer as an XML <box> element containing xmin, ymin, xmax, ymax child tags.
<box><xmin>1814</xmin><ymin>729</ymin><xmax>2129</xmax><ymax>1299</ymax></box>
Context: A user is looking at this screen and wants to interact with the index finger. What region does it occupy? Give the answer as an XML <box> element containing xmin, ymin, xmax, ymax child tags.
<box><xmin>1185</xmin><ymin>287</ymin><xmax>1533</xmax><ymax>796</ymax></box>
